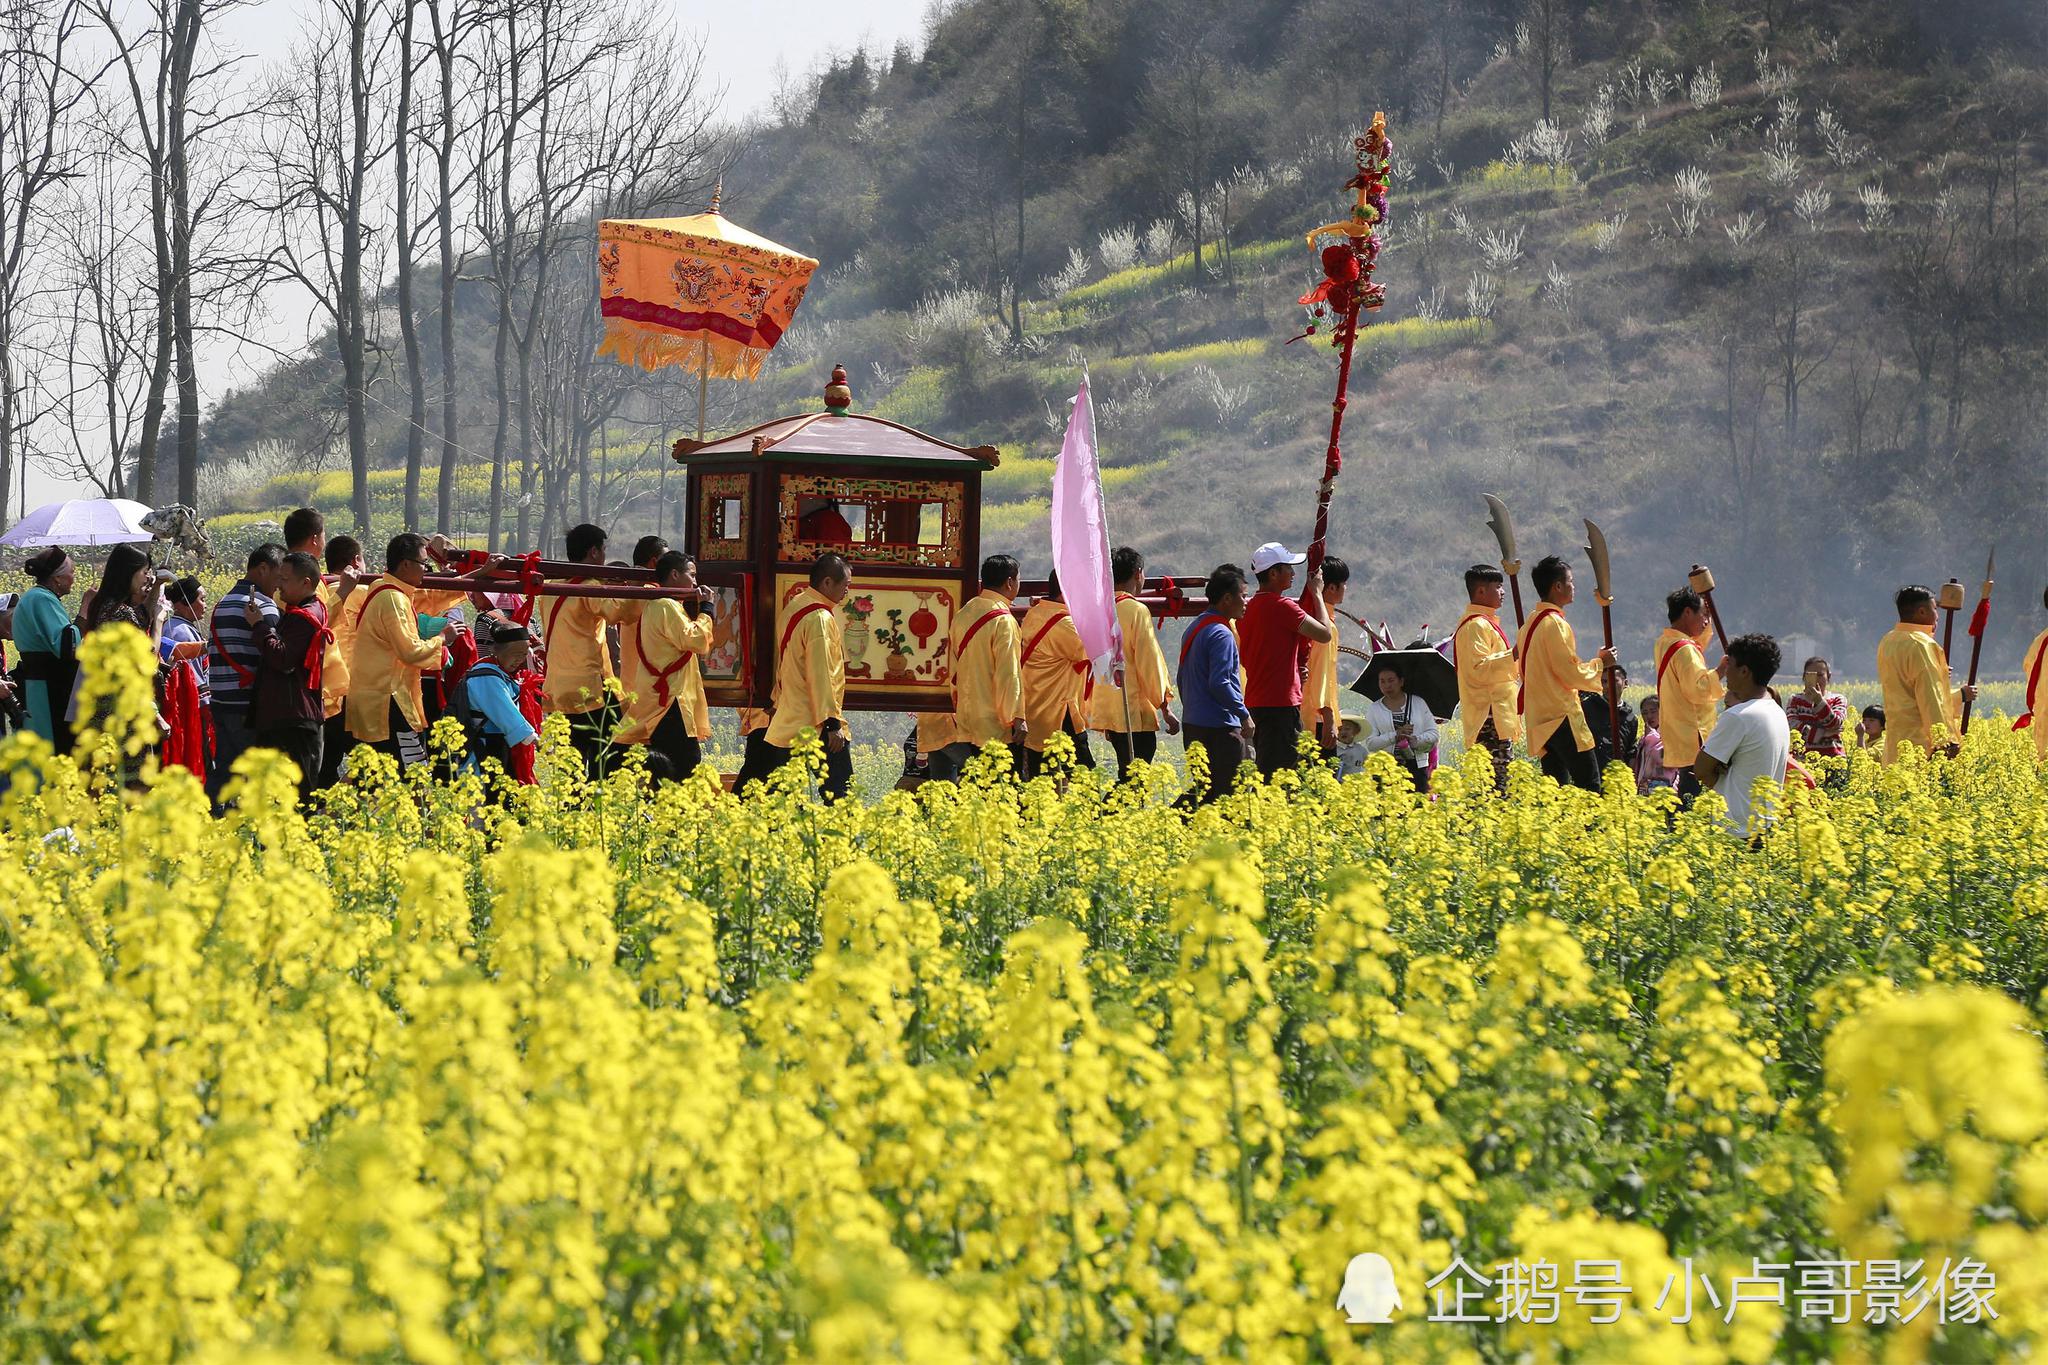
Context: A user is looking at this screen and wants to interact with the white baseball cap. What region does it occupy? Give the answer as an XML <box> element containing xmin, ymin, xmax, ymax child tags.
<box><xmin>1250</xmin><ymin>542</ymin><xmax>1307</xmax><ymax>574</ymax></box>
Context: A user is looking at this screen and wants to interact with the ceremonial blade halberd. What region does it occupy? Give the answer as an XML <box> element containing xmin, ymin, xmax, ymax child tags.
<box><xmin>1583</xmin><ymin>518</ymin><xmax>1621</xmax><ymax>746</ymax></box>
<box><xmin>1483</xmin><ymin>494</ymin><xmax>1526</xmax><ymax>628</ymax></box>
<box><xmin>1582</xmin><ymin>519</ymin><xmax>1615</xmax><ymax>608</ymax></box>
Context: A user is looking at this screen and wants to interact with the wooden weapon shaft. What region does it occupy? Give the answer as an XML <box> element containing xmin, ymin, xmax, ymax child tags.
<box><xmin>1701</xmin><ymin>591</ymin><xmax>1729</xmax><ymax>652</ymax></box>
<box><xmin>1505</xmin><ymin>574</ymin><xmax>1526</xmax><ymax>630</ymax></box>
<box><xmin>1601</xmin><ymin>601</ymin><xmax>1620</xmax><ymax>752</ymax></box>
<box><xmin>1941</xmin><ymin>606</ymin><xmax>1957</xmax><ymax>661</ymax></box>
<box><xmin>1961</xmin><ymin>629</ymin><xmax>1986</xmax><ymax>734</ymax></box>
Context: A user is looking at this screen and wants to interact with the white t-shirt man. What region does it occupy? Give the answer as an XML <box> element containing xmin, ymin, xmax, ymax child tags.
<box><xmin>1700</xmin><ymin>697</ymin><xmax>1790</xmax><ymax>834</ymax></box>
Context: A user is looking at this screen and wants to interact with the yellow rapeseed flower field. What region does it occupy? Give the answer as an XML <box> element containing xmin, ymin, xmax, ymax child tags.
<box><xmin>2</xmin><ymin>630</ymin><xmax>2046</xmax><ymax>1363</ymax></box>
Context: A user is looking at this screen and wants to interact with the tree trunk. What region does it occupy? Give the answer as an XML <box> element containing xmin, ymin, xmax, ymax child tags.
<box><xmin>395</xmin><ymin>0</ymin><xmax>426</xmax><ymax>531</ymax></box>
<box><xmin>341</xmin><ymin>0</ymin><xmax>372</xmax><ymax>533</ymax></box>
<box><xmin>431</xmin><ymin>0</ymin><xmax>460</xmax><ymax>531</ymax></box>
<box><xmin>487</xmin><ymin>281</ymin><xmax>510</xmax><ymax>550</ymax></box>
<box><xmin>0</xmin><ymin>311</ymin><xmax>14</xmax><ymax>532</ymax></box>
<box><xmin>169</xmin><ymin>0</ymin><xmax>201</xmax><ymax>508</ymax></box>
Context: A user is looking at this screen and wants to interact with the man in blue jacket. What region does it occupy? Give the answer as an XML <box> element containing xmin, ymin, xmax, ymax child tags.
<box><xmin>1175</xmin><ymin>563</ymin><xmax>1251</xmax><ymax>807</ymax></box>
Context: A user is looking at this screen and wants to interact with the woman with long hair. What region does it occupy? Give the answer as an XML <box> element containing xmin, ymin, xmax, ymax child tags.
<box><xmin>14</xmin><ymin>548</ymin><xmax>82</xmax><ymax>753</ymax></box>
<box><xmin>82</xmin><ymin>544</ymin><xmax>165</xmax><ymax>646</ymax></box>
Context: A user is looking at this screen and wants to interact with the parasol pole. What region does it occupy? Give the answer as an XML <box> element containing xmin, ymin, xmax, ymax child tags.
<box><xmin>697</xmin><ymin>336</ymin><xmax>709</xmax><ymax>442</ymax></box>
<box><xmin>1961</xmin><ymin>547</ymin><xmax>1994</xmax><ymax>735</ymax></box>
<box><xmin>1298</xmin><ymin>114</ymin><xmax>1392</xmax><ymax>576</ymax></box>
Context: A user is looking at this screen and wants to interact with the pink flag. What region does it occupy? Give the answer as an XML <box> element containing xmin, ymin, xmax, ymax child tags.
<box><xmin>1050</xmin><ymin>369</ymin><xmax>1121</xmax><ymax>677</ymax></box>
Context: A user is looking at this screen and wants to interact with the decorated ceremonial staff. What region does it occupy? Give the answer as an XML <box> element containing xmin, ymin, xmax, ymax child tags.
<box><xmin>1961</xmin><ymin>548</ymin><xmax>1993</xmax><ymax>734</ymax></box>
<box><xmin>1483</xmin><ymin>494</ymin><xmax>1526</xmax><ymax>628</ymax></box>
<box><xmin>1937</xmin><ymin>575</ymin><xmax>1967</xmax><ymax>662</ymax></box>
<box><xmin>1584</xmin><ymin>519</ymin><xmax>1622</xmax><ymax>743</ymax></box>
<box><xmin>1293</xmin><ymin>113</ymin><xmax>1392</xmax><ymax>576</ymax></box>
<box><xmin>1687</xmin><ymin>564</ymin><xmax>1731</xmax><ymax>651</ymax></box>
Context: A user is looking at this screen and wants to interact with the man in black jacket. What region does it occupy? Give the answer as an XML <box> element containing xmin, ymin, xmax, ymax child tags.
<box><xmin>1581</xmin><ymin>663</ymin><xmax>1640</xmax><ymax>777</ymax></box>
<box><xmin>246</xmin><ymin>552</ymin><xmax>332</xmax><ymax>802</ymax></box>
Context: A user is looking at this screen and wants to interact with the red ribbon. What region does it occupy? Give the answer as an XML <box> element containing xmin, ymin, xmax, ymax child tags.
<box><xmin>1968</xmin><ymin>597</ymin><xmax>1990</xmax><ymax>638</ymax></box>
<box><xmin>512</xmin><ymin>551</ymin><xmax>544</xmax><ymax>627</ymax></box>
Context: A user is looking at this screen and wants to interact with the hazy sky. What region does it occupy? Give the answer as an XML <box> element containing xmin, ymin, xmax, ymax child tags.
<box><xmin>24</xmin><ymin>0</ymin><xmax>928</xmax><ymax>507</ymax></box>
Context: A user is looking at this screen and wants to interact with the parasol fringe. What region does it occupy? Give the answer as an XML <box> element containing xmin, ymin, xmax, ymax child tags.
<box><xmin>596</xmin><ymin>319</ymin><xmax>770</xmax><ymax>382</ymax></box>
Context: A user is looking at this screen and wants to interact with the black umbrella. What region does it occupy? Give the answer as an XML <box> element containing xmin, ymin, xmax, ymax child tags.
<box><xmin>1349</xmin><ymin>647</ymin><xmax>1460</xmax><ymax>722</ymax></box>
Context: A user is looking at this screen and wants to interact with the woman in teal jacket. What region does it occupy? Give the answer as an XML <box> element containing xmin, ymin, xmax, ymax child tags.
<box><xmin>14</xmin><ymin>547</ymin><xmax>80</xmax><ymax>754</ymax></box>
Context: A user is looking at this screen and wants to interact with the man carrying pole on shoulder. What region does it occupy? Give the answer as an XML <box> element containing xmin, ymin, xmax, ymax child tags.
<box><xmin>345</xmin><ymin>534</ymin><xmax>492</xmax><ymax>772</ymax></box>
<box><xmin>541</xmin><ymin>522</ymin><xmax>627</xmax><ymax>780</ymax></box>
<box><xmin>749</xmin><ymin>552</ymin><xmax>853</xmax><ymax>801</ymax></box>
<box><xmin>1453</xmin><ymin>564</ymin><xmax>1519</xmax><ymax>792</ymax></box>
<box><xmin>1018</xmin><ymin>571</ymin><xmax>1096</xmax><ymax>780</ymax></box>
<box><xmin>932</xmin><ymin>554</ymin><xmax>1026</xmax><ymax>782</ymax></box>
<box><xmin>1516</xmin><ymin>554</ymin><xmax>1618</xmax><ymax>791</ymax></box>
<box><xmin>1877</xmin><ymin>584</ymin><xmax>1976</xmax><ymax>761</ymax></box>
<box><xmin>614</xmin><ymin>551</ymin><xmax>716</xmax><ymax>784</ymax></box>
<box><xmin>1655</xmin><ymin>586</ymin><xmax>1726</xmax><ymax>801</ymax></box>
<box><xmin>1091</xmin><ymin>546</ymin><xmax>1177</xmax><ymax>782</ymax></box>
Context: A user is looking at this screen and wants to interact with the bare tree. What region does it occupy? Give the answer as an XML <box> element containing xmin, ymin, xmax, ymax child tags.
<box><xmin>1761</xmin><ymin>202</ymin><xmax>1835</xmax><ymax>447</ymax></box>
<box><xmin>423</xmin><ymin>0</ymin><xmax>480</xmax><ymax>531</ymax></box>
<box><xmin>93</xmin><ymin>0</ymin><xmax>255</xmax><ymax>507</ymax></box>
<box><xmin>253</xmin><ymin>0</ymin><xmax>391</xmax><ymax>532</ymax></box>
<box><xmin>36</xmin><ymin>136</ymin><xmax>162</xmax><ymax>496</ymax></box>
<box><xmin>1</xmin><ymin>0</ymin><xmax>100</xmax><ymax>527</ymax></box>
<box><xmin>1140</xmin><ymin>46</ymin><xmax>1249</xmax><ymax>287</ymax></box>
<box><xmin>391</xmin><ymin>0</ymin><xmax>429</xmax><ymax>530</ymax></box>
<box><xmin>1516</xmin><ymin>0</ymin><xmax>1570</xmax><ymax>125</ymax></box>
<box><xmin>471</xmin><ymin>0</ymin><xmax>637</xmax><ymax>551</ymax></box>
<box><xmin>526</xmin><ymin>26</ymin><xmax>716</xmax><ymax>548</ymax></box>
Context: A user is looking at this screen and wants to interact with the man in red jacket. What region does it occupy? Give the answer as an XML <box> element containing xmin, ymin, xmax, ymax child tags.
<box><xmin>246</xmin><ymin>551</ymin><xmax>332</xmax><ymax>802</ymax></box>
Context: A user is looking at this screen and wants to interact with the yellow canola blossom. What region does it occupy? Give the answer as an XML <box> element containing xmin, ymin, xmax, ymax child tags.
<box><xmin>0</xmin><ymin>634</ymin><xmax>2041</xmax><ymax>1361</ymax></box>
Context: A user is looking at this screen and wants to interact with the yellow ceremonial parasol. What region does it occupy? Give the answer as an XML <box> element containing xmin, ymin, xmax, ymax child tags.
<box><xmin>596</xmin><ymin>188</ymin><xmax>820</xmax><ymax>437</ymax></box>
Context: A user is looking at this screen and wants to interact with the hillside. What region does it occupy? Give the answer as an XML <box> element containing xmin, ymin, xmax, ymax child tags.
<box><xmin>197</xmin><ymin>0</ymin><xmax>2048</xmax><ymax>670</ymax></box>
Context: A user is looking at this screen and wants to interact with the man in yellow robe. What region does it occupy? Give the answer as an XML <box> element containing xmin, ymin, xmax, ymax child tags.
<box><xmin>1298</xmin><ymin>555</ymin><xmax>1350</xmax><ymax>756</ymax></box>
<box><xmin>1454</xmin><ymin>564</ymin><xmax>1519</xmax><ymax>791</ymax></box>
<box><xmin>1091</xmin><ymin>547</ymin><xmax>1177</xmax><ymax>781</ymax></box>
<box><xmin>343</xmin><ymin>533</ymin><xmax>479</xmax><ymax>767</ymax></box>
<box><xmin>1018</xmin><ymin>573</ymin><xmax>1095</xmax><ymax>779</ymax></box>
<box><xmin>748</xmin><ymin>552</ymin><xmax>852</xmax><ymax>800</ymax></box>
<box><xmin>1877</xmin><ymin>584</ymin><xmax>1974</xmax><ymax>760</ymax></box>
<box><xmin>540</xmin><ymin>522</ymin><xmax>624</xmax><ymax>779</ymax></box>
<box><xmin>1515</xmin><ymin>555</ymin><xmax>1617</xmax><ymax>791</ymax></box>
<box><xmin>315</xmin><ymin>533</ymin><xmax>367</xmax><ymax>786</ymax></box>
<box><xmin>932</xmin><ymin>554</ymin><xmax>1024</xmax><ymax>782</ymax></box>
<box><xmin>614</xmin><ymin>551</ymin><xmax>716</xmax><ymax>783</ymax></box>
<box><xmin>1654</xmin><ymin>586</ymin><xmax>1726</xmax><ymax>799</ymax></box>
<box><xmin>2021</xmin><ymin>588</ymin><xmax>2048</xmax><ymax>762</ymax></box>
